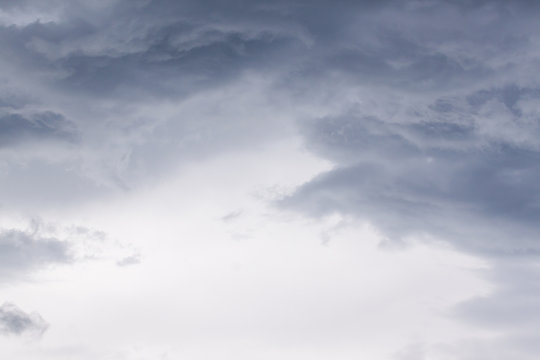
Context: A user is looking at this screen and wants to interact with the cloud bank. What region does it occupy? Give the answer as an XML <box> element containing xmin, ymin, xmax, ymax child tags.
<box><xmin>1</xmin><ymin>0</ymin><xmax>540</xmax><ymax>359</ymax></box>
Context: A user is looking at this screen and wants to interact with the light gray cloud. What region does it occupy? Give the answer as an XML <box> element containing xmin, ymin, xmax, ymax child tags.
<box><xmin>0</xmin><ymin>220</ymin><xmax>135</xmax><ymax>284</ymax></box>
<box><xmin>449</xmin><ymin>260</ymin><xmax>540</xmax><ymax>355</ymax></box>
<box><xmin>221</xmin><ymin>210</ymin><xmax>243</xmax><ymax>222</ymax></box>
<box><xmin>0</xmin><ymin>302</ymin><xmax>48</xmax><ymax>337</ymax></box>
<box><xmin>394</xmin><ymin>261</ymin><xmax>540</xmax><ymax>359</ymax></box>
<box><xmin>0</xmin><ymin>227</ymin><xmax>72</xmax><ymax>279</ymax></box>
<box><xmin>116</xmin><ymin>253</ymin><xmax>141</xmax><ymax>267</ymax></box>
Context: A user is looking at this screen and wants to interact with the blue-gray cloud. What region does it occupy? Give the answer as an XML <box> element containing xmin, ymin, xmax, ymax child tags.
<box><xmin>267</xmin><ymin>0</ymin><xmax>540</xmax><ymax>256</ymax></box>
<box><xmin>2</xmin><ymin>0</ymin><xmax>540</xmax><ymax>357</ymax></box>
<box><xmin>0</xmin><ymin>1</ymin><xmax>301</xmax><ymax>99</ymax></box>
<box><xmin>0</xmin><ymin>111</ymin><xmax>76</xmax><ymax>147</ymax></box>
<box><xmin>263</xmin><ymin>2</ymin><xmax>540</xmax><ymax>356</ymax></box>
<box><xmin>283</xmin><ymin>110</ymin><xmax>540</xmax><ymax>256</ymax></box>
<box><xmin>4</xmin><ymin>0</ymin><xmax>538</xmax><ymax>205</ymax></box>
<box><xmin>0</xmin><ymin>227</ymin><xmax>72</xmax><ymax>279</ymax></box>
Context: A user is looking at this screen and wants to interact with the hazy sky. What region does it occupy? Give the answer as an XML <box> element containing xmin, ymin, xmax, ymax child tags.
<box><xmin>1</xmin><ymin>1</ymin><xmax>540</xmax><ymax>359</ymax></box>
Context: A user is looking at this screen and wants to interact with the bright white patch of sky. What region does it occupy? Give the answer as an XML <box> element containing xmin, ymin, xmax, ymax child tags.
<box><xmin>1</xmin><ymin>139</ymin><xmax>491</xmax><ymax>359</ymax></box>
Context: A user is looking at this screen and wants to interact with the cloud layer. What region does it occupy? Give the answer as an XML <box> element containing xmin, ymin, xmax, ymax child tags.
<box><xmin>1</xmin><ymin>0</ymin><xmax>540</xmax><ymax>359</ymax></box>
<box><xmin>277</xmin><ymin>1</ymin><xmax>540</xmax><ymax>257</ymax></box>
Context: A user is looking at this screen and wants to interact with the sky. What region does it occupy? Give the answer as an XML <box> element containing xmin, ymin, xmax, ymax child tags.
<box><xmin>1</xmin><ymin>0</ymin><xmax>540</xmax><ymax>359</ymax></box>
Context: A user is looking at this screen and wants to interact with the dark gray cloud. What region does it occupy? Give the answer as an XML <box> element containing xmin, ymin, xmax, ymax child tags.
<box><xmin>283</xmin><ymin>109</ymin><xmax>540</xmax><ymax>256</ymax></box>
<box><xmin>0</xmin><ymin>303</ymin><xmax>48</xmax><ymax>337</ymax></box>
<box><xmin>0</xmin><ymin>1</ymin><xmax>302</xmax><ymax>99</ymax></box>
<box><xmin>0</xmin><ymin>111</ymin><xmax>76</xmax><ymax>147</ymax></box>
<box><xmin>272</xmin><ymin>0</ymin><xmax>540</xmax><ymax>257</ymax></box>
<box><xmin>0</xmin><ymin>0</ymin><xmax>313</xmax><ymax>207</ymax></box>
<box><xmin>1</xmin><ymin>0</ymin><xmax>538</xmax><ymax>206</ymax></box>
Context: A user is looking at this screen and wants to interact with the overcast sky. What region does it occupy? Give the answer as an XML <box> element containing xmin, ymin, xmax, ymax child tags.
<box><xmin>1</xmin><ymin>1</ymin><xmax>540</xmax><ymax>359</ymax></box>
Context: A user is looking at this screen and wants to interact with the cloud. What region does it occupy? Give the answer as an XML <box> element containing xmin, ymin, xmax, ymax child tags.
<box><xmin>0</xmin><ymin>302</ymin><xmax>48</xmax><ymax>337</ymax></box>
<box><xmin>0</xmin><ymin>111</ymin><xmax>77</xmax><ymax>147</ymax></box>
<box><xmin>266</xmin><ymin>2</ymin><xmax>540</xmax><ymax>357</ymax></box>
<box><xmin>1</xmin><ymin>0</ymin><xmax>540</xmax><ymax>358</ymax></box>
<box><xmin>283</xmin><ymin>111</ymin><xmax>540</xmax><ymax>256</ymax></box>
<box><xmin>448</xmin><ymin>260</ymin><xmax>540</xmax><ymax>354</ymax></box>
<box><xmin>0</xmin><ymin>226</ymin><xmax>72</xmax><ymax>279</ymax></box>
<box><xmin>11</xmin><ymin>0</ymin><xmax>528</xmax><ymax>207</ymax></box>
<box><xmin>0</xmin><ymin>0</ymin><xmax>313</xmax><ymax>207</ymax></box>
<box><xmin>221</xmin><ymin>210</ymin><xmax>243</xmax><ymax>222</ymax></box>
<box><xmin>116</xmin><ymin>253</ymin><xmax>141</xmax><ymax>267</ymax></box>
<box><xmin>277</xmin><ymin>0</ymin><xmax>540</xmax><ymax>257</ymax></box>
<box><xmin>0</xmin><ymin>0</ymin><xmax>305</xmax><ymax>100</ymax></box>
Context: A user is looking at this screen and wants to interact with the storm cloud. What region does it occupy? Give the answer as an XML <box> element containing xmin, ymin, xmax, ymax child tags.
<box><xmin>284</xmin><ymin>109</ymin><xmax>540</xmax><ymax>256</ymax></box>
<box><xmin>2</xmin><ymin>0</ymin><xmax>540</xmax><ymax>359</ymax></box>
<box><xmin>275</xmin><ymin>1</ymin><xmax>540</xmax><ymax>257</ymax></box>
<box><xmin>3</xmin><ymin>0</ymin><xmax>539</xmax><ymax>202</ymax></box>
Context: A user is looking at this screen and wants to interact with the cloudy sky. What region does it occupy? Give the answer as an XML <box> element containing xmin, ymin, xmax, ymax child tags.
<box><xmin>1</xmin><ymin>0</ymin><xmax>540</xmax><ymax>359</ymax></box>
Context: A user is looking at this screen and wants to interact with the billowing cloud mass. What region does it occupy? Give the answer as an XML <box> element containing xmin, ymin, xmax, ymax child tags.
<box><xmin>1</xmin><ymin>0</ymin><xmax>540</xmax><ymax>359</ymax></box>
<box><xmin>278</xmin><ymin>1</ymin><xmax>540</xmax><ymax>257</ymax></box>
